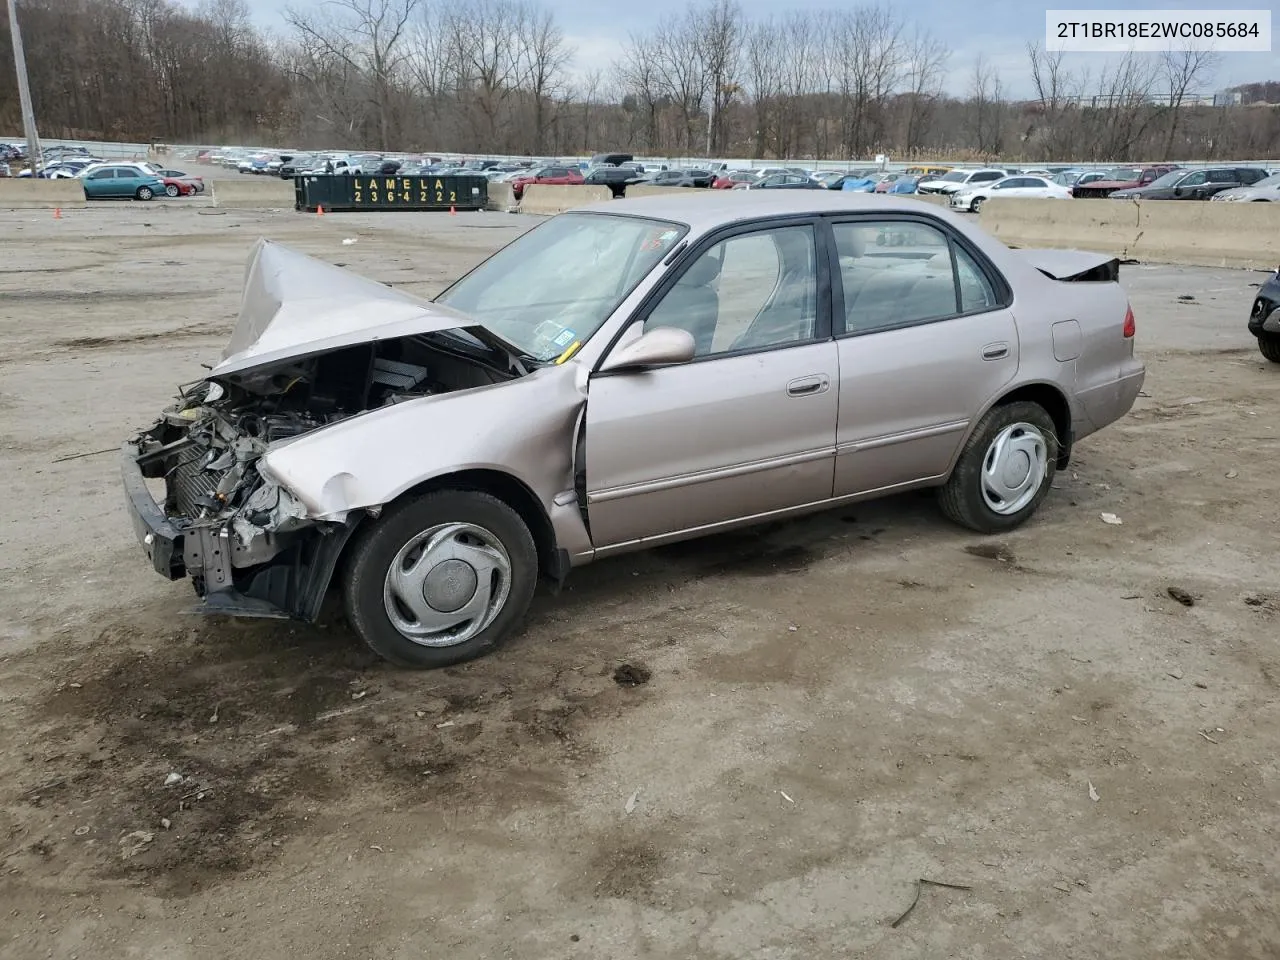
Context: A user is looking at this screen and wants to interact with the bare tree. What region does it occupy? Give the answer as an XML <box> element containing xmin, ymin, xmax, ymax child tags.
<box><xmin>901</xmin><ymin>28</ymin><xmax>948</xmax><ymax>153</ymax></box>
<box><xmin>1086</xmin><ymin>52</ymin><xmax>1161</xmax><ymax>160</ymax></box>
<box><xmin>970</xmin><ymin>53</ymin><xmax>1004</xmax><ymax>157</ymax></box>
<box><xmin>696</xmin><ymin>0</ymin><xmax>743</xmax><ymax>154</ymax></box>
<box><xmin>518</xmin><ymin>5</ymin><xmax>573</xmax><ymax>153</ymax></box>
<box><xmin>284</xmin><ymin>0</ymin><xmax>420</xmax><ymax>150</ymax></box>
<box><xmin>743</xmin><ymin>18</ymin><xmax>782</xmax><ymax>158</ymax></box>
<box><xmin>1160</xmin><ymin>48</ymin><xmax>1219</xmax><ymax>157</ymax></box>
<box><xmin>1026</xmin><ymin>42</ymin><xmax>1085</xmax><ymax>160</ymax></box>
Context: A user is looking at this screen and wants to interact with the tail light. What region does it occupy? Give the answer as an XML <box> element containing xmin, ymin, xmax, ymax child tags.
<box><xmin>1122</xmin><ymin>304</ymin><xmax>1136</xmax><ymax>338</ymax></box>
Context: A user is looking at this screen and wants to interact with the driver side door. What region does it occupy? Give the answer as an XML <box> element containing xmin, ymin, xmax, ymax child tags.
<box><xmin>584</xmin><ymin>222</ymin><xmax>839</xmax><ymax>552</ymax></box>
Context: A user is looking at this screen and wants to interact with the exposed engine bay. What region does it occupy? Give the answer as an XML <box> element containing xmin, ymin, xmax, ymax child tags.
<box><xmin>128</xmin><ymin>331</ymin><xmax>524</xmax><ymax>616</ymax></box>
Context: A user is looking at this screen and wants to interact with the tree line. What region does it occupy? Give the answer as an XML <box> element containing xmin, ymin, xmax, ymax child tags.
<box><xmin>2</xmin><ymin>0</ymin><xmax>1278</xmax><ymax>161</ymax></box>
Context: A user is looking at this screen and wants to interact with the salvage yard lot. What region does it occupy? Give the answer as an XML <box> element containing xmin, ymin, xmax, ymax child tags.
<box><xmin>1</xmin><ymin>205</ymin><xmax>1278</xmax><ymax>959</ymax></box>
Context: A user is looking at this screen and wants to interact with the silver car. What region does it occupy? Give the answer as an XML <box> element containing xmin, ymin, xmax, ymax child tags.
<box><xmin>122</xmin><ymin>192</ymin><xmax>1145</xmax><ymax>668</ymax></box>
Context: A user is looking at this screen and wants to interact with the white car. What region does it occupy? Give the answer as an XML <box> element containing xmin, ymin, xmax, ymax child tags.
<box><xmin>917</xmin><ymin>168</ymin><xmax>1010</xmax><ymax>195</ymax></box>
<box><xmin>951</xmin><ymin>175</ymin><xmax>1073</xmax><ymax>212</ymax></box>
<box><xmin>1210</xmin><ymin>172</ymin><xmax>1280</xmax><ymax>202</ymax></box>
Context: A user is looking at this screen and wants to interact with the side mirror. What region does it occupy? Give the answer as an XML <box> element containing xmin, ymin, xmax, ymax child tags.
<box><xmin>599</xmin><ymin>327</ymin><xmax>696</xmax><ymax>373</ymax></box>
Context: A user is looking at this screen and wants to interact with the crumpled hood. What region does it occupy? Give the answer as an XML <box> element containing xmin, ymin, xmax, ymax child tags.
<box><xmin>212</xmin><ymin>239</ymin><xmax>482</xmax><ymax>378</ymax></box>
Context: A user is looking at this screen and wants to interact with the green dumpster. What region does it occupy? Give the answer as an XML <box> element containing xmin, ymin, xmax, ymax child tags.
<box><xmin>294</xmin><ymin>174</ymin><xmax>489</xmax><ymax>212</ymax></box>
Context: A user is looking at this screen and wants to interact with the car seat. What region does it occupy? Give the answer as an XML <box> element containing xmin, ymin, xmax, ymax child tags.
<box><xmin>644</xmin><ymin>252</ymin><xmax>722</xmax><ymax>355</ymax></box>
<box><xmin>731</xmin><ymin>230</ymin><xmax>816</xmax><ymax>349</ymax></box>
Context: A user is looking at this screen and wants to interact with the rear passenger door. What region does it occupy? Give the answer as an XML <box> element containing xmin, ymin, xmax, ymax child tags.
<box><xmin>828</xmin><ymin>216</ymin><xmax>1020</xmax><ymax>497</ymax></box>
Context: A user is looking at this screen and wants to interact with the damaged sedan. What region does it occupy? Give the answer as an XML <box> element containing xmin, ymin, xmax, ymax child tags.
<box><xmin>124</xmin><ymin>192</ymin><xmax>1145</xmax><ymax>668</ymax></box>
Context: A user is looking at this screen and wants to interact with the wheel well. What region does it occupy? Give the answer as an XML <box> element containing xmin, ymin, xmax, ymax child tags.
<box><xmin>405</xmin><ymin>469</ymin><xmax>559</xmax><ymax>580</ymax></box>
<box><xmin>994</xmin><ymin>383</ymin><xmax>1072</xmax><ymax>467</ymax></box>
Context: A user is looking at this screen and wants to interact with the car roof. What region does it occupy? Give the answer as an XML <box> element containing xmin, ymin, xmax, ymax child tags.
<box><xmin>580</xmin><ymin>190</ymin><xmax>960</xmax><ymax>230</ymax></box>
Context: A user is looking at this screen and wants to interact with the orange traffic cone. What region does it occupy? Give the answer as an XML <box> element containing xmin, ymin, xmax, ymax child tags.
<box><xmin>316</xmin><ymin>205</ymin><xmax>325</xmax><ymax>216</ymax></box>
<box><xmin>53</xmin><ymin>207</ymin><xmax>61</xmax><ymax>220</ymax></box>
<box><xmin>449</xmin><ymin>205</ymin><xmax>456</xmax><ymax>216</ymax></box>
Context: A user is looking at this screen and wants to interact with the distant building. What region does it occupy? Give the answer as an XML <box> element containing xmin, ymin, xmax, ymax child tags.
<box><xmin>1213</xmin><ymin>90</ymin><xmax>1244</xmax><ymax>107</ymax></box>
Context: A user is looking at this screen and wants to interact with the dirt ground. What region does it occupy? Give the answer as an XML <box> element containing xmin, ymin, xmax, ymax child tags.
<box><xmin>1</xmin><ymin>201</ymin><xmax>1278</xmax><ymax>960</ymax></box>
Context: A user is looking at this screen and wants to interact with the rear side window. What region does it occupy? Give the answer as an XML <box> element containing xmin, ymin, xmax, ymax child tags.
<box><xmin>1207</xmin><ymin>170</ymin><xmax>1235</xmax><ymax>183</ymax></box>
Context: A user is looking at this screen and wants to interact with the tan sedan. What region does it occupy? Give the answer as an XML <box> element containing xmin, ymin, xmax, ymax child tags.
<box><xmin>123</xmin><ymin>192</ymin><xmax>1145</xmax><ymax>667</ymax></box>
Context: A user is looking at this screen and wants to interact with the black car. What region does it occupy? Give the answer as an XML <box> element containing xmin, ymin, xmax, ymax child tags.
<box><xmin>279</xmin><ymin>155</ymin><xmax>317</xmax><ymax>178</ymax></box>
<box><xmin>646</xmin><ymin>168</ymin><xmax>714</xmax><ymax>188</ymax></box>
<box><xmin>1248</xmin><ymin>267</ymin><xmax>1280</xmax><ymax>363</ymax></box>
<box><xmin>583</xmin><ymin>164</ymin><xmax>646</xmax><ymax>197</ymax></box>
<box><xmin>753</xmin><ymin>173</ymin><xmax>825</xmax><ymax>190</ymax></box>
<box><xmin>1112</xmin><ymin>167</ymin><xmax>1269</xmax><ymax>201</ymax></box>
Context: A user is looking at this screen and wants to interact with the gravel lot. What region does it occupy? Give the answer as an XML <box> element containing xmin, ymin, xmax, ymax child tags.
<box><xmin>1</xmin><ymin>204</ymin><xmax>1278</xmax><ymax>960</ymax></box>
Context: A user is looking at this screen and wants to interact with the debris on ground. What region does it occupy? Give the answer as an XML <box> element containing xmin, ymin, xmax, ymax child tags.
<box><xmin>1100</xmin><ymin>513</ymin><xmax>1123</xmax><ymax>525</ymax></box>
<box><xmin>163</xmin><ymin>772</ymin><xmax>183</xmax><ymax>787</ymax></box>
<box><xmin>780</xmin><ymin>790</ymin><xmax>795</xmax><ymax>804</ymax></box>
<box><xmin>624</xmin><ymin>789</ymin><xmax>640</xmax><ymax>814</ymax></box>
<box><xmin>119</xmin><ymin>831</ymin><xmax>154</xmax><ymax>859</ymax></box>
<box><xmin>1167</xmin><ymin>587</ymin><xmax>1195</xmax><ymax>607</ymax></box>
<box><xmin>342</xmin><ymin>238</ymin><xmax>358</xmax><ymax>245</ymax></box>
<box><xmin>613</xmin><ymin>663</ymin><xmax>652</xmax><ymax>686</ymax></box>
<box><xmin>890</xmin><ymin>878</ymin><xmax>974</xmax><ymax>928</ymax></box>
<box><xmin>1088</xmin><ymin>781</ymin><xmax>1100</xmax><ymax>802</ymax></box>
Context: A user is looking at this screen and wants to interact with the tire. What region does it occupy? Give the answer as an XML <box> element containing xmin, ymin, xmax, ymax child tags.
<box><xmin>1259</xmin><ymin>335</ymin><xmax>1280</xmax><ymax>363</ymax></box>
<box><xmin>164</xmin><ymin>184</ymin><xmax>179</xmax><ymax>198</ymax></box>
<box><xmin>938</xmin><ymin>400</ymin><xmax>1059</xmax><ymax>533</ymax></box>
<box><xmin>136</xmin><ymin>186</ymin><xmax>154</xmax><ymax>201</ymax></box>
<box><xmin>971</xmin><ymin>196</ymin><xmax>984</xmax><ymax>213</ymax></box>
<box><xmin>343</xmin><ymin>490</ymin><xmax>538</xmax><ymax>669</ymax></box>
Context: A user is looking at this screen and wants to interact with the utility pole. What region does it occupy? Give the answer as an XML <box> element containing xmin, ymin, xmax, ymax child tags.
<box><xmin>6</xmin><ymin>0</ymin><xmax>43</xmax><ymax>174</ymax></box>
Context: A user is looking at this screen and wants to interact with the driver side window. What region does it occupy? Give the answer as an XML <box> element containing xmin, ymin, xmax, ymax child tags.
<box><xmin>643</xmin><ymin>226</ymin><xmax>818</xmax><ymax>358</ymax></box>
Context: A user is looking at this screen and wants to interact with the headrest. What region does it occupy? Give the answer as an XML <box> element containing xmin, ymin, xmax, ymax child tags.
<box><xmin>835</xmin><ymin>228</ymin><xmax>867</xmax><ymax>259</ymax></box>
<box><xmin>682</xmin><ymin>253</ymin><xmax>723</xmax><ymax>286</ymax></box>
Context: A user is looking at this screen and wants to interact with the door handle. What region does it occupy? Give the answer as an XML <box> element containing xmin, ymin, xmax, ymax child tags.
<box><xmin>786</xmin><ymin>375</ymin><xmax>829</xmax><ymax>397</ymax></box>
<box><xmin>981</xmin><ymin>342</ymin><xmax>1010</xmax><ymax>361</ymax></box>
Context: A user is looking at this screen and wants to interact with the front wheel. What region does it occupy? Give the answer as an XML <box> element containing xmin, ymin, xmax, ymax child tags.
<box><xmin>971</xmin><ymin>196</ymin><xmax>985</xmax><ymax>213</ymax></box>
<box><xmin>343</xmin><ymin>490</ymin><xmax>538</xmax><ymax>669</ymax></box>
<box><xmin>938</xmin><ymin>401</ymin><xmax>1059</xmax><ymax>533</ymax></box>
<box><xmin>136</xmin><ymin>186</ymin><xmax>154</xmax><ymax>201</ymax></box>
<box><xmin>164</xmin><ymin>184</ymin><xmax>179</xmax><ymax>198</ymax></box>
<box><xmin>1259</xmin><ymin>335</ymin><xmax>1280</xmax><ymax>363</ymax></box>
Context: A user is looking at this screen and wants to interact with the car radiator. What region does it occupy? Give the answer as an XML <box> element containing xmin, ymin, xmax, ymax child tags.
<box><xmin>167</xmin><ymin>443</ymin><xmax>221</xmax><ymax>518</ymax></box>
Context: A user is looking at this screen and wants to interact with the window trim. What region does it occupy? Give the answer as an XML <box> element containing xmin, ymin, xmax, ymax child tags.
<box><xmin>823</xmin><ymin>213</ymin><xmax>1013</xmax><ymax>340</ymax></box>
<box><xmin>591</xmin><ymin>215</ymin><xmax>835</xmax><ymax>376</ymax></box>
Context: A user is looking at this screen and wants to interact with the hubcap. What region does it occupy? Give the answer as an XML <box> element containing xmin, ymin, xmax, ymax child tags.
<box><xmin>382</xmin><ymin>523</ymin><xmax>511</xmax><ymax>647</ymax></box>
<box><xmin>980</xmin><ymin>422</ymin><xmax>1048</xmax><ymax>515</ymax></box>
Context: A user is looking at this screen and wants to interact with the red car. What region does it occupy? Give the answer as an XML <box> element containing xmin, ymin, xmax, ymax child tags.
<box><xmin>1071</xmin><ymin>164</ymin><xmax>1179</xmax><ymax>198</ymax></box>
<box><xmin>712</xmin><ymin>170</ymin><xmax>758</xmax><ymax>189</ymax></box>
<box><xmin>511</xmin><ymin>163</ymin><xmax>583</xmax><ymax>200</ymax></box>
<box><xmin>154</xmin><ymin>168</ymin><xmax>205</xmax><ymax>197</ymax></box>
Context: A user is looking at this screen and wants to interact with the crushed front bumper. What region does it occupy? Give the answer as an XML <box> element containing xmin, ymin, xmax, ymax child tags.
<box><xmin>121</xmin><ymin>443</ymin><xmax>360</xmax><ymax>621</ymax></box>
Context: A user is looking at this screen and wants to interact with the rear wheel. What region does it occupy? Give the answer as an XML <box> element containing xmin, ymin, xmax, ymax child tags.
<box><xmin>343</xmin><ymin>490</ymin><xmax>538</xmax><ymax>669</ymax></box>
<box><xmin>938</xmin><ymin>401</ymin><xmax>1058</xmax><ymax>533</ymax></box>
<box><xmin>135</xmin><ymin>186</ymin><xmax>154</xmax><ymax>201</ymax></box>
<box><xmin>1259</xmin><ymin>335</ymin><xmax>1280</xmax><ymax>363</ymax></box>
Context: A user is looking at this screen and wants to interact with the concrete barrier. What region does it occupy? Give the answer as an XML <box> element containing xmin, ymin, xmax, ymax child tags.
<box><xmin>518</xmin><ymin>184</ymin><xmax>613</xmax><ymax>215</ymax></box>
<box><xmin>980</xmin><ymin>197</ymin><xmax>1280</xmax><ymax>270</ymax></box>
<box><xmin>911</xmin><ymin>193</ymin><xmax>951</xmax><ymax>206</ymax></box>
<box><xmin>623</xmin><ymin>185</ymin><xmax>705</xmax><ymax>199</ymax></box>
<box><xmin>0</xmin><ymin>179</ymin><xmax>87</xmax><ymax>208</ymax></box>
<box><xmin>210</xmin><ymin>177</ymin><xmax>295</xmax><ymax>209</ymax></box>
<box><xmin>486</xmin><ymin>182</ymin><xmax>515</xmax><ymax>212</ymax></box>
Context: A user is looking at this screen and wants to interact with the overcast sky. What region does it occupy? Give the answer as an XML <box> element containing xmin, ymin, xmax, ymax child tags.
<box><xmin>221</xmin><ymin>0</ymin><xmax>1277</xmax><ymax>98</ymax></box>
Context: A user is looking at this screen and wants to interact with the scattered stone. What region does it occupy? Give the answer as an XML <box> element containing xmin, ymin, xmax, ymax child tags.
<box><xmin>163</xmin><ymin>773</ymin><xmax>183</xmax><ymax>787</ymax></box>
<box><xmin>1167</xmin><ymin>587</ymin><xmax>1195</xmax><ymax>607</ymax></box>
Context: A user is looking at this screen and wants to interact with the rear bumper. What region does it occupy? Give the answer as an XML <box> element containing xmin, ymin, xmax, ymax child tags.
<box><xmin>1075</xmin><ymin>363</ymin><xmax>1145</xmax><ymax>440</ymax></box>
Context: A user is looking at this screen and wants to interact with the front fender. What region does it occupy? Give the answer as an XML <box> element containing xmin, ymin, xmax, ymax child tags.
<box><xmin>257</xmin><ymin>362</ymin><xmax>589</xmax><ymax>547</ymax></box>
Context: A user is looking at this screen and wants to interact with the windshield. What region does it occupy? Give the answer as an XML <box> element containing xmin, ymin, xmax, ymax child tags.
<box><xmin>1146</xmin><ymin>171</ymin><xmax>1184</xmax><ymax>189</ymax></box>
<box><xmin>1107</xmin><ymin>168</ymin><xmax>1142</xmax><ymax>182</ymax></box>
<box><xmin>435</xmin><ymin>213</ymin><xmax>688</xmax><ymax>361</ymax></box>
<box><xmin>1252</xmin><ymin>173</ymin><xmax>1280</xmax><ymax>188</ymax></box>
<box><xmin>940</xmin><ymin>171</ymin><xmax>968</xmax><ymax>182</ymax></box>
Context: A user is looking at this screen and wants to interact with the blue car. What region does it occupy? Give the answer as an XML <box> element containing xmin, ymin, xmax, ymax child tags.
<box><xmin>888</xmin><ymin>176</ymin><xmax>921</xmax><ymax>194</ymax></box>
<box><xmin>80</xmin><ymin>164</ymin><xmax>166</xmax><ymax>201</ymax></box>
